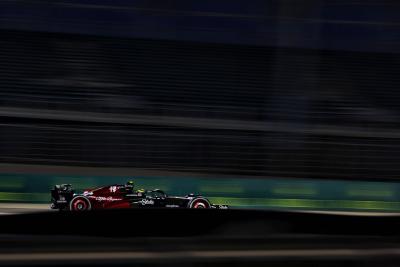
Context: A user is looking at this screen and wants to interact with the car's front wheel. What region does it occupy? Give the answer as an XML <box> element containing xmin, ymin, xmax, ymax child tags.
<box><xmin>189</xmin><ymin>198</ymin><xmax>211</xmax><ymax>209</ymax></box>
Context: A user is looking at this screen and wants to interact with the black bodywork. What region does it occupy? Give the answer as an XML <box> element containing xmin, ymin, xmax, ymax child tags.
<box><xmin>129</xmin><ymin>189</ymin><xmax>227</xmax><ymax>209</ymax></box>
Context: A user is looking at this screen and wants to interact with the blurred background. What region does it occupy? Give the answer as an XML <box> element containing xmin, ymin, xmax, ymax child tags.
<box><xmin>1</xmin><ymin>0</ymin><xmax>400</xmax><ymax>211</ymax></box>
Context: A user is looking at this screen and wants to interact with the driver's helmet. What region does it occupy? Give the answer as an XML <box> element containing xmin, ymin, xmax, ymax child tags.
<box><xmin>125</xmin><ymin>180</ymin><xmax>134</xmax><ymax>190</ymax></box>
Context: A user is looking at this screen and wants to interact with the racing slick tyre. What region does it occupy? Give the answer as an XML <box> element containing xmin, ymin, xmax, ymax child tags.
<box><xmin>70</xmin><ymin>196</ymin><xmax>91</xmax><ymax>211</ymax></box>
<box><xmin>189</xmin><ymin>198</ymin><xmax>211</xmax><ymax>209</ymax></box>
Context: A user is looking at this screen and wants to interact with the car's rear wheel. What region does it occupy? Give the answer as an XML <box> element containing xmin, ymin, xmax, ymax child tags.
<box><xmin>70</xmin><ymin>196</ymin><xmax>91</xmax><ymax>211</ymax></box>
<box><xmin>190</xmin><ymin>198</ymin><xmax>210</xmax><ymax>209</ymax></box>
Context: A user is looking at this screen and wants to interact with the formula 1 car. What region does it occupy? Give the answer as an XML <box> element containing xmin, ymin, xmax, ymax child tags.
<box><xmin>50</xmin><ymin>183</ymin><xmax>228</xmax><ymax>211</ymax></box>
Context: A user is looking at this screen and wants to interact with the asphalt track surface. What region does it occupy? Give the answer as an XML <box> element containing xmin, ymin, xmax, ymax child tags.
<box><xmin>1</xmin><ymin>233</ymin><xmax>400</xmax><ymax>266</ymax></box>
<box><xmin>1</xmin><ymin>203</ymin><xmax>400</xmax><ymax>216</ymax></box>
<box><xmin>0</xmin><ymin>203</ymin><xmax>50</xmax><ymax>215</ymax></box>
<box><xmin>1</xmin><ymin>208</ymin><xmax>400</xmax><ymax>266</ymax></box>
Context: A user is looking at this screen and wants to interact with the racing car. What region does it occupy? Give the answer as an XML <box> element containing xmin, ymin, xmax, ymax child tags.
<box><xmin>50</xmin><ymin>181</ymin><xmax>228</xmax><ymax>211</ymax></box>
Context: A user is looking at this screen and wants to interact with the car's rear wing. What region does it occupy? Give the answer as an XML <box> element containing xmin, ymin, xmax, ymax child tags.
<box><xmin>50</xmin><ymin>184</ymin><xmax>74</xmax><ymax>210</ymax></box>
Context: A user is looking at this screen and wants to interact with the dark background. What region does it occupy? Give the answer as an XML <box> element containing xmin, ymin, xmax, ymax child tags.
<box><xmin>1</xmin><ymin>1</ymin><xmax>400</xmax><ymax>181</ymax></box>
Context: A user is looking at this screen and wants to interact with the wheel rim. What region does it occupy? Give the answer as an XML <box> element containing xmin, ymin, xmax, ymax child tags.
<box><xmin>72</xmin><ymin>199</ymin><xmax>88</xmax><ymax>211</ymax></box>
<box><xmin>193</xmin><ymin>201</ymin><xmax>207</xmax><ymax>209</ymax></box>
